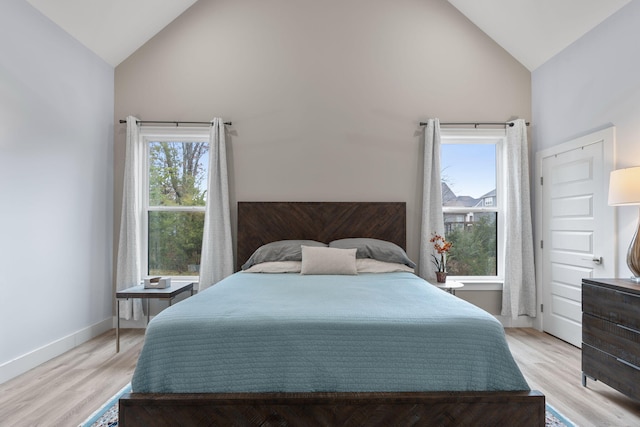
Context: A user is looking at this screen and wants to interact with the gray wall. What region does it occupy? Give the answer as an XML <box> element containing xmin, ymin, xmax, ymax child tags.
<box><xmin>532</xmin><ymin>0</ymin><xmax>640</xmax><ymax>278</ymax></box>
<box><xmin>114</xmin><ymin>0</ymin><xmax>531</xmax><ymax>282</ymax></box>
<box><xmin>0</xmin><ymin>0</ymin><xmax>114</xmax><ymax>382</ymax></box>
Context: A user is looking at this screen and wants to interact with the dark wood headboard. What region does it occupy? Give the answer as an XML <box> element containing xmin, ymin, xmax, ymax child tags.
<box><xmin>236</xmin><ymin>202</ymin><xmax>406</xmax><ymax>271</ymax></box>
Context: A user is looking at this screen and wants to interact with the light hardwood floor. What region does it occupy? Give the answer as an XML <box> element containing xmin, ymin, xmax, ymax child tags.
<box><xmin>1</xmin><ymin>328</ymin><xmax>639</xmax><ymax>426</ymax></box>
<box><xmin>507</xmin><ymin>328</ymin><xmax>640</xmax><ymax>427</ymax></box>
<box><xmin>0</xmin><ymin>329</ymin><xmax>144</xmax><ymax>426</ymax></box>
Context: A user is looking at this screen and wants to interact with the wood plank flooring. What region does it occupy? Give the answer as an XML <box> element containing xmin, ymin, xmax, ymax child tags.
<box><xmin>0</xmin><ymin>329</ymin><xmax>144</xmax><ymax>426</ymax></box>
<box><xmin>0</xmin><ymin>328</ymin><xmax>639</xmax><ymax>426</ymax></box>
<box><xmin>507</xmin><ymin>328</ymin><xmax>640</xmax><ymax>427</ymax></box>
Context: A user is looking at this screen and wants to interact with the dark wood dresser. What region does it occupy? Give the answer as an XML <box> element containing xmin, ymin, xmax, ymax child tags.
<box><xmin>582</xmin><ymin>278</ymin><xmax>640</xmax><ymax>400</ymax></box>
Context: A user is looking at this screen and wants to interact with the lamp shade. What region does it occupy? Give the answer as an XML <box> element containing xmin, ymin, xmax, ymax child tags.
<box><xmin>608</xmin><ymin>166</ymin><xmax>640</xmax><ymax>206</ymax></box>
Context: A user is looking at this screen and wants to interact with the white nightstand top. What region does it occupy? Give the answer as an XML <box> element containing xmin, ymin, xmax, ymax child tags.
<box><xmin>436</xmin><ymin>280</ymin><xmax>464</xmax><ymax>290</ymax></box>
<box><xmin>433</xmin><ymin>280</ymin><xmax>464</xmax><ymax>295</ymax></box>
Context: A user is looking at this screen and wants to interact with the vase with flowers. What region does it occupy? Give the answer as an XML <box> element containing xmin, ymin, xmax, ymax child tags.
<box><xmin>430</xmin><ymin>233</ymin><xmax>452</xmax><ymax>283</ymax></box>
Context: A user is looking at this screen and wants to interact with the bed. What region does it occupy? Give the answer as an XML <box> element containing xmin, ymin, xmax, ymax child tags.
<box><xmin>119</xmin><ymin>202</ymin><xmax>544</xmax><ymax>426</ymax></box>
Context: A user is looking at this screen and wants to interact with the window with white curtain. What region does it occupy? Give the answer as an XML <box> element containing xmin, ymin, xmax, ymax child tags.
<box><xmin>440</xmin><ymin>129</ymin><xmax>506</xmax><ymax>281</ymax></box>
<box><xmin>140</xmin><ymin>127</ymin><xmax>209</xmax><ymax>280</ymax></box>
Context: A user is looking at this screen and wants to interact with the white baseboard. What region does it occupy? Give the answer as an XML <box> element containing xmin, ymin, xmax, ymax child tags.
<box><xmin>115</xmin><ymin>316</ymin><xmax>153</xmax><ymax>329</ymax></box>
<box><xmin>0</xmin><ymin>318</ymin><xmax>113</xmax><ymax>385</ymax></box>
<box><xmin>0</xmin><ymin>312</ymin><xmax>533</xmax><ymax>385</ymax></box>
<box><xmin>496</xmin><ymin>315</ymin><xmax>534</xmax><ymax>328</ymax></box>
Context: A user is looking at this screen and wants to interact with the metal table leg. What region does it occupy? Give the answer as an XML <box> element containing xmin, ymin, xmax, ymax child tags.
<box><xmin>116</xmin><ymin>298</ymin><xmax>120</xmax><ymax>353</ymax></box>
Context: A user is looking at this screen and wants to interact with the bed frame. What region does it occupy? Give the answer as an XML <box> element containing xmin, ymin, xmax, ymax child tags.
<box><xmin>119</xmin><ymin>201</ymin><xmax>545</xmax><ymax>426</ymax></box>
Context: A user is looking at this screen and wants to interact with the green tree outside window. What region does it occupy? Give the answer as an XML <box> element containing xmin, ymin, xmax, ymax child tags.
<box><xmin>147</xmin><ymin>141</ymin><xmax>208</xmax><ymax>276</ymax></box>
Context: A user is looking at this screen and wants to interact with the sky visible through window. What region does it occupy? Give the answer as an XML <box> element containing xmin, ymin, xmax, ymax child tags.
<box><xmin>441</xmin><ymin>143</ymin><xmax>496</xmax><ymax>199</ymax></box>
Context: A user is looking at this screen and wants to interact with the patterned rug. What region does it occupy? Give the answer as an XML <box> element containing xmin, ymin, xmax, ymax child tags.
<box><xmin>79</xmin><ymin>384</ymin><xmax>576</xmax><ymax>427</ymax></box>
<box><xmin>79</xmin><ymin>383</ymin><xmax>130</xmax><ymax>427</ymax></box>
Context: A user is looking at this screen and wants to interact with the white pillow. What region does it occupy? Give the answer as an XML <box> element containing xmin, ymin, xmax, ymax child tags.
<box><xmin>356</xmin><ymin>258</ymin><xmax>415</xmax><ymax>273</ymax></box>
<box><xmin>243</xmin><ymin>261</ymin><xmax>302</xmax><ymax>273</ymax></box>
<box><xmin>301</xmin><ymin>246</ymin><xmax>357</xmax><ymax>275</ymax></box>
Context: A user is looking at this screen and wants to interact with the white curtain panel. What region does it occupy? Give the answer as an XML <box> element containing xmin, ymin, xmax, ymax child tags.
<box><xmin>419</xmin><ymin>118</ymin><xmax>445</xmax><ymax>281</ymax></box>
<box><xmin>502</xmin><ymin>119</ymin><xmax>537</xmax><ymax>318</ymax></box>
<box><xmin>116</xmin><ymin>116</ymin><xmax>144</xmax><ymax>321</ymax></box>
<box><xmin>198</xmin><ymin>118</ymin><xmax>234</xmax><ymax>292</ymax></box>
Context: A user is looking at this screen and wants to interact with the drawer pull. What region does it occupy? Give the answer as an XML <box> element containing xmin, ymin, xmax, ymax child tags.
<box><xmin>616</xmin><ymin>358</ymin><xmax>640</xmax><ymax>372</ymax></box>
<box><xmin>617</xmin><ymin>324</ymin><xmax>640</xmax><ymax>334</ymax></box>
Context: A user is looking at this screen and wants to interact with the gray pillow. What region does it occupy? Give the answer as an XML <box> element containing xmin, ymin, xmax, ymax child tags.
<box><xmin>329</xmin><ymin>238</ymin><xmax>416</xmax><ymax>268</ymax></box>
<box><xmin>241</xmin><ymin>240</ymin><xmax>327</xmax><ymax>270</ymax></box>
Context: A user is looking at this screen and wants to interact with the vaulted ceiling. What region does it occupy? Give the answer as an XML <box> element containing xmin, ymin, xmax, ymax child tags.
<box><xmin>25</xmin><ymin>0</ymin><xmax>632</xmax><ymax>70</ymax></box>
<box><xmin>25</xmin><ymin>0</ymin><xmax>198</xmax><ymax>67</ymax></box>
<box><xmin>447</xmin><ymin>0</ymin><xmax>631</xmax><ymax>70</ymax></box>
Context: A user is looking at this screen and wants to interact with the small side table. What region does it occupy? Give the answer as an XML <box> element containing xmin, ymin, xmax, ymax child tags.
<box><xmin>436</xmin><ymin>280</ymin><xmax>464</xmax><ymax>295</ymax></box>
<box><xmin>115</xmin><ymin>282</ymin><xmax>194</xmax><ymax>352</ymax></box>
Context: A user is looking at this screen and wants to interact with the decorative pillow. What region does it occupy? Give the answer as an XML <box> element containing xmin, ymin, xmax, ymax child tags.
<box><xmin>243</xmin><ymin>261</ymin><xmax>302</xmax><ymax>273</ymax></box>
<box><xmin>241</xmin><ymin>240</ymin><xmax>326</xmax><ymax>270</ymax></box>
<box><xmin>300</xmin><ymin>246</ymin><xmax>357</xmax><ymax>275</ymax></box>
<box><xmin>356</xmin><ymin>258</ymin><xmax>415</xmax><ymax>273</ymax></box>
<box><xmin>329</xmin><ymin>238</ymin><xmax>416</xmax><ymax>268</ymax></box>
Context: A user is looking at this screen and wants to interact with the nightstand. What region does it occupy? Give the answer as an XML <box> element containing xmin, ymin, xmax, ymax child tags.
<box><xmin>115</xmin><ymin>281</ymin><xmax>194</xmax><ymax>352</ymax></box>
<box><xmin>436</xmin><ymin>280</ymin><xmax>464</xmax><ymax>295</ymax></box>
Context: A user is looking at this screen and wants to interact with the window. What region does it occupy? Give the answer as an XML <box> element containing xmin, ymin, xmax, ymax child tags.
<box><xmin>440</xmin><ymin>129</ymin><xmax>505</xmax><ymax>280</ymax></box>
<box><xmin>141</xmin><ymin>128</ymin><xmax>209</xmax><ymax>279</ymax></box>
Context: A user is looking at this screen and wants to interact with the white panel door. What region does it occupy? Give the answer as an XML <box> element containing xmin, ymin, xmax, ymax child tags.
<box><xmin>539</xmin><ymin>129</ymin><xmax>615</xmax><ymax>347</ymax></box>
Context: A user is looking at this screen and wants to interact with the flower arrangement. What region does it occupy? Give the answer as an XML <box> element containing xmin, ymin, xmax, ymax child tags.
<box><xmin>430</xmin><ymin>233</ymin><xmax>452</xmax><ymax>273</ymax></box>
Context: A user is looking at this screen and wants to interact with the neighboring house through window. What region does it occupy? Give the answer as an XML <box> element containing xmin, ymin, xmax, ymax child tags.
<box><xmin>140</xmin><ymin>127</ymin><xmax>209</xmax><ymax>280</ymax></box>
<box><xmin>440</xmin><ymin>129</ymin><xmax>505</xmax><ymax>282</ymax></box>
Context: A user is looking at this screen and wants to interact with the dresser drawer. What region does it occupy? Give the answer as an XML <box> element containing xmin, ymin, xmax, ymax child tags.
<box><xmin>583</xmin><ymin>344</ymin><xmax>640</xmax><ymax>400</ymax></box>
<box><xmin>583</xmin><ymin>313</ymin><xmax>640</xmax><ymax>367</ymax></box>
<box><xmin>583</xmin><ymin>283</ymin><xmax>640</xmax><ymax>330</ymax></box>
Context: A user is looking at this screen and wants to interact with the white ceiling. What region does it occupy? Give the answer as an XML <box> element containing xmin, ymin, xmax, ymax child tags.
<box><xmin>25</xmin><ymin>0</ymin><xmax>198</xmax><ymax>67</ymax></box>
<box><xmin>448</xmin><ymin>0</ymin><xmax>632</xmax><ymax>71</ymax></box>
<box><xmin>26</xmin><ymin>0</ymin><xmax>632</xmax><ymax>70</ymax></box>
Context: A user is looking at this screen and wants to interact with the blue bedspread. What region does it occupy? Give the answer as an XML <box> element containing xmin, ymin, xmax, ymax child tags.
<box><xmin>131</xmin><ymin>272</ymin><xmax>529</xmax><ymax>393</ymax></box>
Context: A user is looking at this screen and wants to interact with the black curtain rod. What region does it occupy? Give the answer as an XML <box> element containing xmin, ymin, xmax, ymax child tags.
<box><xmin>119</xmin><ymin>119</ymin><xmax>232</xmax><ymax>126</ymax></box>
<box><xmin>419</xmin><ymin>121</ymin><xmax>529</xmax><ymax>128</ymax></box>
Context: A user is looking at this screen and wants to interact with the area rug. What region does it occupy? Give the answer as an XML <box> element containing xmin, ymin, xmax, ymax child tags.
<box><xmin>79</xmin><ymin>384</ymin><xmax>576</xmax><ymax>427</ymax></box>
<box><xmin>79</xmin><ymin>383</ymin><xmax>130</xmax><ymax>427</ymax></box>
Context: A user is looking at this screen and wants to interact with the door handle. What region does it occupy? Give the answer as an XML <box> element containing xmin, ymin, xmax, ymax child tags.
<box><xmin>581</xmin><ymin>257</ymin><xmax>602</xmax><ymax>265</ymax></box>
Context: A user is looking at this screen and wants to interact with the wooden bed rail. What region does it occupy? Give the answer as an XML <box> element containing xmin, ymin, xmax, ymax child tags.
<box><xmin>119</xmin><ymin>390</ymin><xmax>545</xmax><ymax>426</ymax></box>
